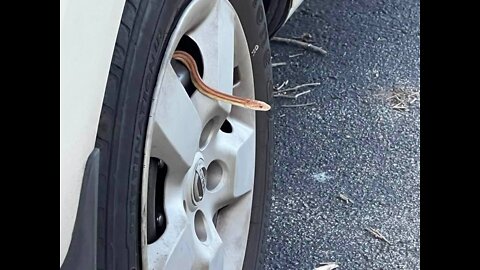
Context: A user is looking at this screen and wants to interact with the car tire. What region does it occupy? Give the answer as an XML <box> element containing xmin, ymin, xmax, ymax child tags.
<box><xmin>95</xmin><ymin>0</ymin><xmax>273</xmax><ymax>269</ymax></box>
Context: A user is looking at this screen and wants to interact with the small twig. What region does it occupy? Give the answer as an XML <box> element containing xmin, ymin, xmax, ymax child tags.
<box><xmin>274</xmin><ymin>82</ymin><xmax>322</xmax><ymax>93</ymax></box>
<box><xmin>289</xmin><ymin>52</ymin><xmax>304</xmax><ymax>58</ymax></box>
<box><xmin>386</xmin><ymin>93</ymin><xmax>401</xmax><ymax>100</ymax></box>
<box><xmin>274</xmin><ymin>80</ymin><xmax>289</xmax><ymax>91</ymax></box>
<box><xmin>272</xmin><ymin>36</ymin><xmax>327</xmax><ymax>55</ymax></box>
<box><xmin>281</xmin><ymin>102</ymin><xmax>316</xmax><ymax>108</ymax></box>
<box><xmin>274</xmin><ymin>90</ymin><xmax>311</xmax><ymax>99</ymax></box>
<box><xmin>314</xmin><ymin>263</ymin><xmax>339</xmax><ymax>270</ymax></box>
<box><xmin>338</xmin><ymin>193</ymin><xmax>354</xmax><ymax>204</ymax></box>
<box><xmin>385</xmin><ymin>88</ymin><xmax>419</xmax><ymax>112</ymax></box>
<box><xmin>366</xmin><ymin>227</ymin><xmax>392</xmax><ymax>245</ymax></box>
<box><xmin>272</xmin><ymin>62</ymin><xmax>287</xmax><ymax>67</ymax></box>
<box><xmin>293</xmin><ymin>32</ymin><xmax>315</xmax><ymax>42</ymax></box>
<box><xmin>393</xmin><ymin>105</ymin><xmax>407</xmax><ymax>110</ymax></box>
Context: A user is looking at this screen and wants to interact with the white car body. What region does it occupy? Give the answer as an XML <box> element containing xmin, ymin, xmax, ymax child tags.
<box><xmin>60</xmin><ymin>0</ymin><xmax>125</xmax><ymax>265</ymax></box>
<box><xmin>60</xmin><ymin>0</ymin><xmax>303</xmax><ymax>267</ymax></box>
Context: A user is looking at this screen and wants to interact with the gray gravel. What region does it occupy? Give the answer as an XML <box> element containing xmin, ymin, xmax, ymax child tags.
<box><xmin>264</xmin><ymin>0</ymin><xmax>420</xmax><ymax>269</ymax></box>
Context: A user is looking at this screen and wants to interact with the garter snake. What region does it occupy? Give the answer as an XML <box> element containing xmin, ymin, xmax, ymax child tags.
<box><xmin>172</xmin><ymin>50</ymin><xmax>271</xmax><ymax>111</ymax></box>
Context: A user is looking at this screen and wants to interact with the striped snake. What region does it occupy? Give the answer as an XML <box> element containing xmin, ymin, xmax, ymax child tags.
<box><xmin>172</xmin><ymin>50</ymin><xmax>271</xmax><ymax>111</ymax></box>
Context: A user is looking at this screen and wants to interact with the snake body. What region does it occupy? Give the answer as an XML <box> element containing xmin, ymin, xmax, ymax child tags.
<box><xmin>172</xmin><ymin>50</ymin><xmax>271</xmax><ymax>111</ymax></box>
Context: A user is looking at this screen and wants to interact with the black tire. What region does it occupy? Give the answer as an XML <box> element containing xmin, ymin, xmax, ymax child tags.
<box><xmin>95</xmin><ymin>0</ymin><xmax>273</xmax><ymax>269</ymax></box>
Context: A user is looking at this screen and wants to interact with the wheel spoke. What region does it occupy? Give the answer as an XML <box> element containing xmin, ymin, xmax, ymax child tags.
<box><xmin>147</xmin><ymin>206</ymin><xmax>195</xmax><ymax>269</ymax></box>
<box><xmin>187</xmin><ymin>0</ymin><xmax>236</xmax><ymax>132</ymax></box>
<box><xmin>147</xmin><ymin>205</ymin><xmax>225</xmax><ymax>269</ymax></box>
<box><xmin>214</xmin><ymin>193</ymin><xmax>253</xmax><ymax>269</ymax></box>
<box><xmin>204</xmin><ymin>217</ymin><xmax>225</xmax><ymax>269</ymax></box>
<box><xmin>203</xmin><ymin>118</ymin><xmax>255</xmax><ymax>209</ymax></box>
<box><xmin>188</xmin><ymin>0</ymin><xmax>235</xmax><ymax>95</ymax></box>
<box><xmin>150</xmin><ymin>64</ymin><xmax>202</xmax><ymax>171</ymax></box>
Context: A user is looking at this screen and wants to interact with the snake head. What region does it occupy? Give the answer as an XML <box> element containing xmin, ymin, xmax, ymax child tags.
<box><xmin>246</xmin><ymin>99</ymin><xmax>271</xmax><ymax>111</ymax></box>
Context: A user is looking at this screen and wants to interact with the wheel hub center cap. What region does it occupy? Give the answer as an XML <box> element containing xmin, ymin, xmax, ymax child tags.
<box><xmin>192</xmin><ymin>159</ymin><xmax>207</xmax><ymax>204</ymax></box>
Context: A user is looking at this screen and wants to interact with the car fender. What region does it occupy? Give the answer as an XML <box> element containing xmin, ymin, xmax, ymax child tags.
<box><xmin>60</xmin><ymin>0</ymin><xmax>125</xmax><ymax>265</ymax></box>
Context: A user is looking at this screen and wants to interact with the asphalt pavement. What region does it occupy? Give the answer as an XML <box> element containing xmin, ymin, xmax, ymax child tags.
<box><xmin>264</xmin><ymin>0</ymin><xmax>420</xmax><ymax>269</ymax></box>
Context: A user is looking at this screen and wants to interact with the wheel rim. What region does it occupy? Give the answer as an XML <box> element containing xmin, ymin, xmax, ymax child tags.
<box><xmin>141</xmin><ymin>0</ymin><xmax>256</xmax><ymax>268</ymax></box>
